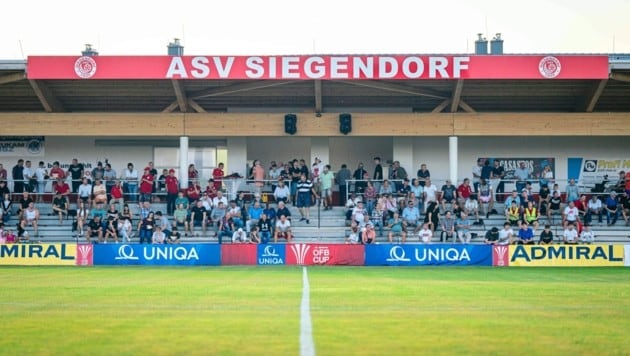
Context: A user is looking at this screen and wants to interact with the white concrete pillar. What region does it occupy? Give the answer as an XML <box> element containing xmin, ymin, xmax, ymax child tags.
<box><xmin>310</xmin><ymin>137</ymin><xmax>330</xmax><ymax>166</ymax></box>
<box><xmin>392</xmin><ymin>137</ymin><xmax>413</xmax><ymax>177</ymax></box>
<box><xmin>227</xmin><ymin>137</ymin><xmax>247</xmax><ymax>177</ymax></box>
<box><xmin>449</xmin><ymin>136</ymin><xmax>458</xmax><ymax>184</ymax></box>
<box><xmin>179</xmin><ymin>136</ymin><xmax>189</xmax><ymax>189</ymax></box>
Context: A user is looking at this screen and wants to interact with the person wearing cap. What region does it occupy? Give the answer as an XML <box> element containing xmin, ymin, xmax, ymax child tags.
<box><xmin>232</xmin><ymin>228</ymin><xmax>248</xmax><ymax>243</ymax></box>
<box><xmin>139</xmin><ymin>166</ymin><xmax>155</xmax><ymax>203</ymax></box>
<box><xmin>165</xmin><ymin>169</ymin><xmax>179</xmax><ymax>215</ymax></box>
<box><xmin>440</xmin><ymin>179</ymin><xmax>457</xmax><ymax>212</ymax></box>
<box><xmin>605</xmin><ymin>191</ymin><xmax>620</xmax><ymax>226</ymax></box>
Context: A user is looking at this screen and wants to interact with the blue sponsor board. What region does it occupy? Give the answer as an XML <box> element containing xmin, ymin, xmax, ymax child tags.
<box><xmin>257</xmin><ymin>244</ymin><xmax>286</xmax><ymax>265</ymax></box>
<box><xmin>93</xmin><ymin>244</ymin><xmax>220</xmax><ymax>266</ymax></box>
<box><xmin>365</xmin><ymin>244</ymin><xmax>492</xmax><ymax>266</ymax></box>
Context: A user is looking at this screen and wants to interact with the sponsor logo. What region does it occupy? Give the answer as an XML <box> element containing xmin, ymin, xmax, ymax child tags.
<box><xmin>583</xmin><ymin>160</ymin><xmax>597</xmax><ymax>173</ymax></box>
<box><xmin>510</xmin><ymin>245</ymin><xmax>624</xmax><ymax>266</ymax></box>
<box><xmin>0</xmin><ymin>244</ymin><xmax>75</xmax><ymax>265</ymax></box>
<box><xmin>76</xmin><ymin>244</ymin><xmax>93</xmax><ymax>266</ymax></box>
<box><xmin>291</xmin><ymin>244</ymin><xmax>311</xmax><ymax>265</ymax></box>
<box><xmin>258</xmin><ymin>245</ymin><xmax>284</xmax><ymax>265</ymax></box>
<box><xmin>538</xmin><ymin>56</ymin><xmax>561</xmax><ymax>78</ymax></box>
<box><xmin>493</xmin><ymin>245</ymin><xmax>509</xmax><ymax>266</ymax></box>
<box><xmin>311</xmin><ymin>246</ymin><xmax>330</xmax><ymax>264</ymax></box>
<box><xmin>74</xmin><ymin>56</ymin><xmax>97</xmax><ymax>79</ymax></box>
<box><xmin>386</xmin><ymin>246</ymin><xmax>411</xmax><ymax>262</ymax></box>
<box><xmin>415</xmin><ymin>248</ymin><xmax>470</xmax><ymax>262</ymax></box>
<box><xmin>114</xmin><ymin>244</ymin><xmax>199</xmax><ymax>261</ymax></box>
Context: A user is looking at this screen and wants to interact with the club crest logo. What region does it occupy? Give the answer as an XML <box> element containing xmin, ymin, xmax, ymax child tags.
<box><xmin>538</xmin><ymin>56</ymin><xmax>561</xmax><ymax>78</ymax></box>
<box><xmin>74</xmin><ymin>56</ymin><xmax>97</xmax><ymax>78</ymax></box>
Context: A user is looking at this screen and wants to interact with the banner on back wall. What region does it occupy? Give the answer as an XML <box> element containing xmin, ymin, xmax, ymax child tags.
<box><xmin>222</xmin><ymin>244</ymin><xmax>257</xmax><ymax>265</ymax></box>
<box><xmin>509</xmin><ymin>244</ymin><xmax>624</xmax><ymax>267</ymax></box>
<box><xmin>478</xmin><ymin>158</ymin><xmax>555</xmax><ymax>182</ymax></box>
<box><xmin>0</xmin><ymin>136</ymin><xmax>45</xmax><ymax>156</ymax></box>
<box><xmin>257</xmin><ymin>244</ymin><xmax>286</xmax><ymax>265</ymax></box>
<box><xmin>567</xmin><ymin>158</ymin><xmax>630</xmax><ymax>188</ymax></box>
<box><xmin>286</xmin><ymin>244</ymin><xmax>365</xmax><ymax>266</ymax></box>
<box><xmin>93</xmin><ymin>244</ymin><xmax>220</xmax><ymax>266</ymax></box>
<box><xmin>0</xmin><ymin>243</ymin><xmax>75</xmax><ymax>265</ymax></box>
<box><xmin>365</xmin><ymin>244</ymin><xmax>492</xmax><ymax>266</ymax></box>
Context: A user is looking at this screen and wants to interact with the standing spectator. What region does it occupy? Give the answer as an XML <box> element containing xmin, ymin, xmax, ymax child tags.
<box><xmin>34</xmin><ymin>161</ymin><xmax>48</xmax><ymax>202</ymax></box>
<box><xmin>75</xmin><ymin>200</ymin><xmax>89</xmax><ymax>237</ymax></box>
<box><xmin>157</xmin><ymin>169</ymin><xmax>169</xmax><ymax>198</ymax></box>
<box><xmin>353</xmin><ymin>162</ymin><xmax>367</xmax><ymax>195</ymax></box>
<box><xmin>23</xmin><ymin>160</ymin><xmax>35</xmax><ymax>193</ymax></box>
<box><xmin>123</xmin><ymin>163</ymin><xmax>138</xmax><ymax>203</ymax></box>
<box><xmin>67</xmin><ymin>158</ymin><xmax>84</xmax><ymax>193</ymax></box>
<box><xmin>295</xmin><ymin>174</ymin><xmax>315</xmax><ymax>224</ymax></box>
<box><xmin>165</xmin><ymin>169</ymin><xmax>179</xmax><ymax>215</ymax></box>
<box><xmin>540</xmin><ymin>165</ymin><xmax>554</xmax><ymax>188</ymax></box>
<box><xmin>251</xmin><ymin>160</ymin><xmax>265</xmax><ymax>194</ymax></box>
<box><xmin>268</xmin><ymin>161</ymin><xmax>281</xmax><ymax>193</ymax></box>
<box><xmin>514</xmin><ymin>162</ymin><xmax>531</xmax><ymax>193</ymax></box>
<box><xmin>91</xmin><ymin>161</ymin><xmax>105</xmax><ymax>183</ymax></box>
<box><xmin>472</xmin><ymin>159</ymin><xmax>483</xmax><ymax>192</ymax></box>
<box><xmin>424</xmin><ymin>201</ymin><xmax>440</xmax><ymax>232</ymax></box>
<box><xmin>565</xmin><ymin>179</ymin><xmax>580</xmax><ymax>203</ymax></box>
<box><xmin>139</xmin><ymin>166</ymin><xmax>154</xmax><ymax>203</ymax></box>
<box><xmin>480</xmin><ymin>160</ymin><xmax>493</xmax><ymax>185</ymax></box>
<box><xmin>288</xmin><ymin>160</ymin><xmax>301</xmax><ymax>204</ymax></box>
<box><xmin>423</xmin><ymin>179</ymin><xmax>439</xmax><ymax>211</ymax></box>
<box><xmin>187</xmin><ymin>164</ymin><xmax>199</xmax><ymax>187</ymax></box>
<box><xmin>0</xmin><ymin>163</ymin><xmax>7</xmax><ymax>181</ymax></box>
<box><xmin>174</xmin><ymin>203</ymin><xmax>190</xmax><ymax>236</ymax></box>
<box><xmin>416</xmin><ymin>163</ymin><xmax>431</xmax><ymax>187</ymax></box>
<box><xmin>363</xmin><ymin>180</ymin><xmax>377</xmax><ymax>215</ymax></box>
<box><xmin>320</xmin><ymin>165</ymin><xmax>335</xmax><ymax>210</ymax></box>
<box><xmin>373</xmin><ymin>157</ymin><xmax>383</xmax><ymax>192</ymax></box>
<box><xmin>103</xmin><ymin>163</ymin><xmax>117</xmax><ymax>196</ymax></box>
<box><xmin>48</xmin><ymin>161</ymin><xmax>65</xmax><ymax>193</ymax></box>
<box><xmin>1</xmin><ymin>191</ymin><xmax>12</xmax><ymax>223</ymax></box>
<box><xmin>336</xmin><ymin>164</ymin><xmax>352</xmax><ymax>206</ymax></box>
<box><xmin>538</xmin><ymin>184</ymin><xmax>551</xmax><ymax>215</ymax></box>
<box><xmin>389</xmin><ymin>161</ymin><xmax>408</xmax><ymax>191</ymax></box>
<box><xmin>491</xmin><ymin>160</ymin><xmax>505</xmax><ymax>202</ymax></box>
<box><xmin>212</xmin><ymin>163</ymin><xmax>225</xmax><ymax>192</ymax></box>
<box><xmin>12</xmin><ymin>159</ymin><xmax>25</xmax><ymax>193</ymax></box>
<box><xmin>478</xmin><ymin>178</ymin><xmax>494</xmax><ymax>219</ymax></box>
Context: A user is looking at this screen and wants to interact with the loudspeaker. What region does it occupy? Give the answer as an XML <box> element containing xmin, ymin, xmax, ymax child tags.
<box><xmin>339</xmin><ymin>113</ymin><xmax>352</xmax><ymax>135</ymax></box>
<box><xmin>284</xmin><ymin>114</ymin><xmax>297</xmax><ymax>135</ymax></box>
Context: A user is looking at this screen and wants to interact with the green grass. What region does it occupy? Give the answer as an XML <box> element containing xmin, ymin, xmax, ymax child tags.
<box><xmin>0</xmin><ymin>267</ymin><xmax>628</xmax><ymax>355</ymax></box>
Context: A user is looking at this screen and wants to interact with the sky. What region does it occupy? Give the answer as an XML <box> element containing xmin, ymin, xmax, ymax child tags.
<box><xmin>2</xmin><ymin>0</ymin><xmax>629</xmax><ymax>59</ymax></box>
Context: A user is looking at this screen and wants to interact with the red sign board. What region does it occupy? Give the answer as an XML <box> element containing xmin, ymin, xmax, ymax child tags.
<box><xmin>286</xmin><ymin>244</ymin><xmax>365</xmax><ymax>266</ymax></box>
<box><xmin>75</xmin><ymin>244</ymin><xmax>93</xmax><ymax>266</ymax></box>
<box><xmin>27</xmin><ymin>55</ymin><xmax>609</xmax><ymax>80</ymax></box>
<box><xmin>221</xmin><ymin>244</ymin><xmax>257</xmax><ymax>265</ymax></box>
<box><xmin>493</xmin><ymin>245</ymin><xmax>510</xmax><ymax>267</ymax></box>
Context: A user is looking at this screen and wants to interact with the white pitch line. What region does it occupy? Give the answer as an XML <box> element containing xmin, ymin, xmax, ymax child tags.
<box><xmin>300</xmin><ymin>266</ymin><xmax>315</xmax><ymax>356</ymax></box>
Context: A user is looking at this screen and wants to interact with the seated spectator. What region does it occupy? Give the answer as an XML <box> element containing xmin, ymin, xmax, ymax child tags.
<box><xmin>440</xmin><ymin>179</ymin><xmax>457</xmax><ymax>212</ymax></box>
<box><xmin>464</xmin><ymin>195</ymin><xmax>479</xmax><ymax>222</ymax></box>
<box><xmin>231</xmin><ymin>228</ymin><xmax>247</xmax><ymax>243</ymax></box>
<box><xmin>563</xmin><ymin>223</ymin><xmax>578</xmax><ymax>244</ymax></box>
<box><xmin>605</xmin><ymin>192</ymin><xmax>620</xmax><ymax>226</ymax></box>
<box><xmin>16</xmin><ymin>218</ymin><xmax>30</xmax><ymax>243</ymax></box>
<box><xmin>484</xmin><ymin>227</ymin><xmax>500</xmax><ymax>245</ymax></box>
<box><xmin>456</xmin><ymin>178</ymin><xmax>473</xmax><ymax>206</ymax></box>
<box><xmin>227</xmin><ymin>200</ymin><xmax>244</xmax><ymax>229</ymax></box>
<box><xmin>276</xmin><ymin>201</ymin><xmax>291</xmax><ymax>222</ymax></box>
<box><xmin>370</xmin><ymin>202</ymin><xmax>385</xmax><ymax>237</ymax></box>
<box><xmin>579</xmin><ymin>225</ymin><xmax>595</xmax><ymax>244</ymax></box>
<box><xmin>516</xmin><ymin>221</ymin><xmax>535</xmax><ymax>245</ymax></box>
<box><xmin>587</xmin><ymin>195</ymin><xmax>603</xmax><ymax>226</ymax></box>
<box><xmin>22</xmin><ymin>202</ymin><xmax>39</xmax><ymax>237</ymax></box>
<box><xmin>166</xmin><ymin>226</ymin><xmax>181</xmax><ymax>244</ymax></box>
<box><xmin>51</xmin><ymin>192</ymin><xmax>69</xmax><ymax>225</ymax></box>
<box><xmin>506</xmin><ymin>201</ymin><xmax>521</xmax><ymax>227</ymax></box>
<box><xmin>620</xmin><ymin>192</ymin><xmax>630</xmax><ymax>225</ymax></box>
<box><xmin>522</xmin><ymin>201</ymin><xmax>540</xmax><ymax>232</ymax></box>
<box><xmin>418</xmin><ymin>222</ymin><xmax>433</xmax><ymax>244</ymax></box>
<box><xmin>538</xmin><ymin>184</ymin><xmax>551</xmax><ymax>214</ymax></box>
<box><xmin>190</xmin><ymin>200</ymin><xmax>208</xmax><ymax>236</ymax></box>
<box><xmin>497</xmin><ymin>222</ymin><xmax>514</xmax><ymax>245</ymax></box>
<box><xmin>152</xmin><ymin>225</ymin><xmax>165</xmax><ymax>244</ymax></box>
<box><xmin>547</xmin><ymin>191</ymin><xmax>563</xmax><ymax>224</ymax></box>
<box><xmin>4</xmin><ymin>228</ymin><xmax>16</xmax><ymax>244</ymax></box>
<box><xmin>218</xmin><ymin>212</ymin><xmax>235</xmax><ymax>244</ymax></box>
<box><xmin>401</xmin><ymin>200</ymin><xmax>420</xmax><ymax>232</ymax></box>
<box><xmin>455</xmin><ymin>211</ymin><xmax>473</xmax><ymax>244</ymax></box>
<box><xmin>574</xmin><ymin>195</ymin><xmax>588</xmax><ymax>222</ymax></box>
<box><xmin>154</xmin><ymin>211</ymin><xmax>172</xmax><ymax>238</ymax></box>
<box><xmin>109</xmin><ymin>180</ymin><xmax>125</xmax><ymax>210</ymax></box>
<box><xmin>1</xmin><ymin>192</ymin><xmax>12</xmax><ymax>223</ymax></box>
<box><xmin>86</xmin><ymin>215</ymin><xmax>103</xmax><ymax>243</ymax></box>
<box><xmin>422</xmin><ymin>179</ymin><xmax>439</xmax><ymax>209</ymax></box>
<box><xmin>539</xmin><ymin>224</ymin><xmax>554</xmax><ymax>245</ymax></box>
<box><xmin>257</xmin><ymin>213</ymin><xmax>272</xmax><ymax>244</ymax></box>
<box><xmin>175</xmin><ymin>191</ymin><xmax>190</xmax><ymax>210</ymax></box>
<box><xmin>477</xmin><ymin>178</ymin><xmax>494</xmax><ymax>218</ymax></box>
<box><xmin>104</xmin><ymin>217</ymin><xmax>119</xmax><ymax>243</ymax></box>
<box><xmin>77</xmin><ymin>178</ymin><xmax>93</xmax><ymax>207</ymax></box>
<box><xmin>17</xmin><ymin>191</ymin><xmax>33</xmax><ymax>220</ymax></box>
<box><xmin>274</xmin><ymin>214</ymin><xmax>292</xmax><ymax>243</ymax></box>
<box><xmin>382</xmin><ymin>194</ymin><xmax>398</xmax><ymax>219</ymax></box>
<box><xmin>54</xmin><ymin>177</ymin><xmax>71</xmax><ymax>199</ymax></box>
<box><xmin>563</xmin><ymin>201</ymin><xmax>580</xmax><ymax>228</ymax></box>
<box><xmin>186</xmin><ymin>181</ymin><xmax>201</xmax><ymax>204</ymax></box>
<box><xmin>346</xmin><ymin>223</ymin><xmax>360</xmax><ymax>244</ymax></box>
<box><xmin>440</xmin><ymin>211</ymin><xmax>456</xmax><ymax>242</ymax></box>
<box><xmin>423</xmin><ymin>201</ymin><xmax>440</xmax><ymax>232</ymax></box>
<box><xmin>273</xmin><ymin>179</ymin><xmax>290</xmax><ymax>204</ymax></box>
<box><xmin>92</xmin><ymin>179</ymin><xmax>108</xmax><ymax>206</ymax></box>
<box><xmin>246</xmin><ymin>201</ymin><xmax>263</xmax><ymax>233</ymax></box>
<box><xmin>387</xmin><ymin>212</ymin><xmax>406</xmax><ymax>243</ymax></box>
<box><xmin>504</xmin><ymin>190</ymin><xmax>521</xmax><ymax>212</ymax></box>
<box><xmin>118</xmin><ymin>217</ymin><xmax>133</xmax><ymax>243</ymax></box>
<box><xmin>199</xmin><ymin>192</ymin><xmax>213</xmax><ymax>211</ymax></box>
<box><xmin>361</xmin><ymin>223</ymin><xmax>376</xmax><ymax>244</ymax></box>
<box><xmin>138</xmin><ymin>212</ymin><xmax>155</xmax><ymax>244</ymax></box>
<box><xmin>379</xmin><ymin>180</ymin><xmax>394</xmax><ymax>196</ymax></box>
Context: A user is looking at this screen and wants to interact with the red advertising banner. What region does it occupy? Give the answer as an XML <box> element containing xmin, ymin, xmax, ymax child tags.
<box><xmin>27</xmin><ymin>55</ymin><xmax>609</xmax><ymax>80</ymax></box>
<box><xmin>76</xmin><ymin>244</ymin><xmax>93</xmax><ymax>266</ymax></box>
<box><xmin>221</xmin><ymin>244</ymin><xmax>257</xmax><ymax>265</ymax></box>
<box><xmin>286</xmin><ymin>244</ymin><xmax>365</xmax><ymax>266</ymax></box>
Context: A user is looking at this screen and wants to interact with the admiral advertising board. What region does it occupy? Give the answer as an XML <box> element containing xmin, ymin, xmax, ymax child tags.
<box><xmin>364</xmin><ymin>244</ymin><xmax>492</xmax><ymax>266</ymax></box>
<box><xmin>93</xmin><ymin>244</ymin><xmax>220</xmax><ymax>266</ymax></box>
<box><xmin>508</xmin><ymin>245</ymin><xmax>624</xmax><ymax>267</ymax></box>
<box><xmin>0</xmin><ymin>243</ymin><xmax>75</xmax><ymax>266</ymax></box>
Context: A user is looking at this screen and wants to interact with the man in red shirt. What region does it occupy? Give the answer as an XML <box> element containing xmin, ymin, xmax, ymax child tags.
<box><xmin>139</xmin><ymin>167</ymin><xmax>154</xmax><ymax>203</ymax></box>
<box><xmin>165</xmin><ymin>169</ymin><xmax>179</xmax><ymax>215</ymax></box>
<box><xmin>212</xmin><ymin>163</ymin><xmax>225</xmax><ymax>191</ymax></box>
<box><xmin>110</xmin><ymin>180</ymin><xmax>124</xmax><ymax>210</ymax></box>
<box><xmin>0</xmin><ymin>163</ymin><xmax>7</xmax><ymax>181</ymax></box>
<box><xmin>54</xmin><ymin>178</ymin><xmax>71</xmax><ymax>198</ymax></box>
<box><xmin>457</xmin><ymin>178</ymin><xmax>473</xmax><ymax>206</ymax></box>
<box><xmin>49</xmin><ymin>161</ymin><xmax>66</xmax><ymax>192</ymax></box>
<box><xmin>186</xmin><ymin>182</ymin><xmax>201</xmax><ymax>204</ymax></box>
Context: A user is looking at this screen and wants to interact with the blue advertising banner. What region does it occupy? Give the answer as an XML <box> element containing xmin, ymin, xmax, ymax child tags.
<box><xmin>257</xmin><ymin>244</ymin><xmax>286</xmax><ymax>265</ymax></box>
<box><xmin>365</xmin><ymin>244</ymin><xmax>493</xmax><ymax>266</ymax></box>
<box><xmin>93</xmin><ymin>244</ymin><xmax>220</xmax><ymax>266</ymax></box>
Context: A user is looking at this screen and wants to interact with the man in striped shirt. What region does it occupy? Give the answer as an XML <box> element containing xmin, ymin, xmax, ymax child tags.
<box><xmin>296</xmin><ymin>174</ymin><xmax>315</xmax><ymax>224</ymax></box>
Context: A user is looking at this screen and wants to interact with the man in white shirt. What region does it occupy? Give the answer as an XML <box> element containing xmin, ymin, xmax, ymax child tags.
<box><xmin>579</xmin><ymin>225</ymin><xmax>595</xmax><ymax>244</ymax></box>
<box><xmin>418</xmin><ymin>223</ymin><xmax>433</xmax><ymax>243</ymax></box>
<box><xmin>563</xmin><ymin>224</ymin><xmax>578</xmax><ymax>244</ymax></box>
<box><xmin>423</xmin><ymin>179</ymin><xmax>439</xmax><ymax>210</ymax></box>
<box><xmin>212</xmin><ymin>191</ymin><xmax>228</xmax><ymax>209</ymax></box>
<box><xmin>78</xmin><ymin>178</ymin><xmax>93</xmax><ymax>206</ymax></box>
<box><xmin>497</xmin><ymin>222</ymin><xmax>514</xmax><ymax>245</ymax></box>
<box><xmin>563</xmin><ymin>201</ymin><xmax>580</xmax><ymax>228</ymax></box>
<box><xmin>587</xmin><ymin>195</ymin><xmax>603</xmax><ymax>226</ymax></box>
<box><xmin>273</xmin><ymin>179</ymin><xmax>290</xmax><ymax>204</ymax></box>
<box><xmin>274</xmin><ymin>214</ymin><xmax>292</xmax><ymax>242</ymax></box>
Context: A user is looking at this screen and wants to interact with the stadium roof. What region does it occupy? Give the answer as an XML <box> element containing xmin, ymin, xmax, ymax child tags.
<box><xmin>0</xmin><ymin>55</ymin><xmax>629</xmax><ymax>113</ymax></box>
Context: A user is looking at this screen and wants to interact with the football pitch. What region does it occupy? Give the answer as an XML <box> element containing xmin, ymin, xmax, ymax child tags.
<box><xmin>0</xmin><ymin>267</ymin><xmax>628</xmax><ymax>355</ymax></box>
